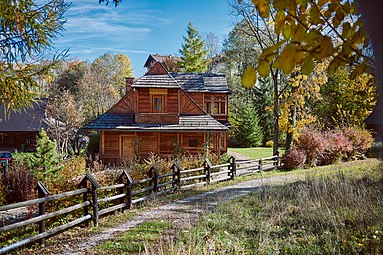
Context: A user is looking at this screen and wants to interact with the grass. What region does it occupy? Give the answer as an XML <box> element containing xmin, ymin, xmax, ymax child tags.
<box><xmin>228</xmin><ymin>147</ymin><xmax>285</xmax><ymax>159</ymax></box>
<box><xmin>152</xmin><ymin>159</ymin><xmax>383</xmax><ymax>254</ymax></box>
<box><xmin>10</xmin><ymin>158</ymin><xmax>382</xmax><ymax>255</ymax></box>
<box><xmin>90</xmin><ymin>220</ymin><xmax>171</xmax><ymax>255</ymax></box>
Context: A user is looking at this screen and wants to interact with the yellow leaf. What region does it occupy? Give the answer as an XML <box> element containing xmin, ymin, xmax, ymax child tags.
<box><xmin>293</xmin><ymin>24</ymin><xmax>306</xmax><ymax>41</ymax></box>
<box><xmin>341</xmin><ymin>23</ymin><xmax>351</xmax><ymax>38</ymax></box>
<box><xmin>274</xmin><ymin>0</ymin><xmax>288</xmax><ymax>9</ymax></box>
<box><xmin>282</xmin><ymin>23</ymin><xmax>292</xmax><ymax>39</ymax></box>
<box><xmin>312</xmin><ymin>36</ymin><xmax>334</xmax><ymax>60</ymax></box>
<box><xmin>253</xmin><ymin>0</ymin><xmax>270</xmax><ymax>18</ymax></box>
<box><xmin>301</xmin><ymin>56</ymin><xmax>314</xmax><ymax>75</ymax></box>
<box><xmin>257</xmin><ymin>59</ymin><xmax>270</xmax><ymax>77</ymax></box>
<box><xmin>241</xmin><ymin>65</ymin><xmax>257</xmax><ymax>88</ymax></box>
<box><xmin>309</xmin><ymin>4</ymin><xmax>320</xmax><ymax>25</ymax></box>
<box><xmin>274</xmin><ymin>44</ymin><xmax>298</xmax><ymax>74</ymax></box>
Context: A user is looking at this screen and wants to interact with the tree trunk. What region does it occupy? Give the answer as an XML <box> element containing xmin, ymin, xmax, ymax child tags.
<box><xmin>272</xmin><ymin>71</ymin><xmax>279</xmax><ymax>156</ymax></box>
<box><xmin>285</xmin><ymin>104</ymin><xmax>296</xmax><ymax>152</ymax></box>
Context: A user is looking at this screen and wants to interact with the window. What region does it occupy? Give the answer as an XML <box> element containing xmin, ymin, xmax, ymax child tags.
<box><xmin>153</xmin><ymin>96</ymin><xmax>164</xmax><ymax>113</ymax></box>
<box><xmin>204</xmin><ymin>95</ymin><xmax>226</xmax><ymax>115</ymax></box>
<box><xmin>215</xmin><ymin>96</ymin><xmax>226</xmax><ymax>114</ymax></box>
<box><xmin>204</xmin><ymin>96</ymin><xmax>212</xmax><ymax>114</ymax></box>
<box><xmin>189</xmin><ymin>139</ymin><xmax>198</xmax><ymax>147</ymax></box>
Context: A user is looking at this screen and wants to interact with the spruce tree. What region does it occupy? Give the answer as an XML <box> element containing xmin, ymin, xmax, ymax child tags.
<box><xmin>29</xmin><ymin>130</ymin><xmax>63</xmax><ymax>186</ymax></box>
<box><xmin>179</xmin><ymin>22</ymin><xmax>210</xmax><ymax>72</ymax></box>
<box><xmin>235</xmin><ymin>103</ymin><xmax>263</xmax><ymax>147</ymax></box>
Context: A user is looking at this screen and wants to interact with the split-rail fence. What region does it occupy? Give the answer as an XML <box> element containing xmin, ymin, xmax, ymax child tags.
<box><xmin>0</xmin><ymin>155</ymin><xmax>279</xmax><ymax>254</ymax></box>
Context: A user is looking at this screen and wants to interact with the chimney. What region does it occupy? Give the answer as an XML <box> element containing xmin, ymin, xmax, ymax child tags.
<box><xmin>125</xmin><ymin>77</ymin><xmax>135</xmax><ymax>93</ymax></box>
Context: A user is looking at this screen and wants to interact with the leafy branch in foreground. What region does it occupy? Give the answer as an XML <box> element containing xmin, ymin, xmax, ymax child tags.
<box><xmin>242</xmin><ymin>0</ymin><xmax>372</xmax><ymax>82</ymax></box>
<box><xmin>0</xmin><ymin>0</ymin><xmax>69</xmax><ymax>112</ymax></box>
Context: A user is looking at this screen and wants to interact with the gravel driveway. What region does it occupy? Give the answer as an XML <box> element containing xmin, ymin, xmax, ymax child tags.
<box><xmin>56</xmin><ymin>173</ymin><xmax>299</xmax><ymax>255</ymax></box>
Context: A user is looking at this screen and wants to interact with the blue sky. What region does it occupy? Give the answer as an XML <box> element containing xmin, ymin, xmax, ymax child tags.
<box><xmin>53</xmin><ymin>0</ymin><xmax>234</xmax><ymax>77</ymax></box>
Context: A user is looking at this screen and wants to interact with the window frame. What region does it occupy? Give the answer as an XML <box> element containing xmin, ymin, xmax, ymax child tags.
<box><xmin>152</xmin><ymin>95</ymin><xmax>165</xmax><ymax>113</ymax></box>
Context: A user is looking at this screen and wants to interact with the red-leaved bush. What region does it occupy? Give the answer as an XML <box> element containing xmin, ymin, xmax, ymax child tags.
<box><xmin>282</xmin><ymin>146</ymin><xmax>306</xmax><ymax>170</ymax></box>
<box><xmin>296</xmin><ymin>129</ymin><xmax>327</xmax><ymax>167</ymax></box>
<box><xmin>282</xmin><ymin>127</ymin><xmax>374</xmax><ymax>170</ymax></box>
<box><xmin>322</xmin><ymin>131</ymin><xmax>353</xmax><ymax>165</ymax></box>
<box><xmin>1</xmin><ymin>164</ymin><xmax>36</xmax><ymax>204</ymax></box>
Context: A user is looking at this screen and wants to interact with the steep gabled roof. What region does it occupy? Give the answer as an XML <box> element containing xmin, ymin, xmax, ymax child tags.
<box><xmin>0</xmin><ymin>99</ymin><xmax>49</xmax><ymax>132</ymax></box>
<box><xmin>132</xmin><ymin>62</ymin><xmax>180</xmax><ymax>89</ymax></box>
<box><xmin>170</xmin><ymin>72</ymin><xmax>230</xmax><ymax>93</ymax></box>
<box><xmin>143</xmin><ymin>54</ymin><xmax>181</xmax><ymax>69</ymax></box>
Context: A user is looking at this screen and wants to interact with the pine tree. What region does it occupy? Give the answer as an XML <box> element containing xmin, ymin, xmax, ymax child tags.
<box><xmin>29</xmin><ymin>130</ymin><xmax>63</xmax><ymax>186</ymax></box>
<box><xmin>235</xmin><ymin>103</ymin><xmax>264</xmax><ymax>147</ymax></box>
<box><xmin>179</xmin><ymin>22</ymin><xmax>211</xmax><ymax>72</ymax></box>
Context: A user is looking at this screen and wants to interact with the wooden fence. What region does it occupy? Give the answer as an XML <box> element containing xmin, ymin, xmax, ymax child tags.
<box><xmin>0</xmin><ymin>155</ymin><xmax>279</xmax><ymax>254</ymax></box>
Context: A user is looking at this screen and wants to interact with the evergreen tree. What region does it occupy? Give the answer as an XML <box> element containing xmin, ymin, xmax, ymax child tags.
<box><xmin>231</xmin><ymin>103</ymin><xmax>263</xmax><ymax>147</ymax></box>
<box><xmin>179</xmin><ymin>23</ymin><xmax>210</xmax><ymax>72</ymax></box>
<box><xmin>29</xmin><ymin>130</ymin><xmax>63</xmax><ymax>186</ymax></box>
<box><xmin>0</xmin><ymin>0</ymin><xmax>68</xmax><ymax>112</ymax></box>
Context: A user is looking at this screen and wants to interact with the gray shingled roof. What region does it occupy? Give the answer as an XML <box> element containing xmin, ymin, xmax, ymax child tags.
<box><xmin>132</xmin><ymin>74</ymin><xmax>180</xmax><ymax>88</ymax></box>
<box><xmin>0</xmin><ymin>99</ymin><xmax>49</xmax><ymax>132</ymax></box>
<box><xmin>84</xmin><ymin>113</ymin><xmax>227</xmax><ymax>131</ymax></box>
<box><xmin>170</xmin><ymin>72</ymin><xmax>229</xmax><ymax>93</ymax></box>
<box><xmin>84</xmin><ymin>113</ymin><xmax>135</xmax><ymax>129</ymax></box>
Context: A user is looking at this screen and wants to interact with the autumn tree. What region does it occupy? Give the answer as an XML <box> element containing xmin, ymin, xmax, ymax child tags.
<box><xmin>0</xmin><ymin>0</ymin><xmax>68</xmax><ymax>112</ymax></box>
<box><xmin>48</xmin><ymin>92</ymin><xmax>85</xmax><ymax>156</ymax></box>
<box><xmin>79</xmin><ymin>52</ymin><xmax>133</xmax><ymax>120</ymax></box>
<box><xmin>314</xmin><ymin>67</ymin><xmax>376</xmax><ymax>128</ymax></box>
<box><xmin>279</xmin><ymin>62</ymin><xmax>328</xmax><ymax>150</ymax></box>
<box><xmin>179</xmin><ymin>23</ymin><xmax>211</xmax><ymax>72</ymax></box>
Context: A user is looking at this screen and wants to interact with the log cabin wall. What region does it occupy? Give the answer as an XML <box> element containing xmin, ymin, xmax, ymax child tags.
<box><xmin>101</xmin><ymin>131</ymin><xmax>220</xmax><ymax>164</ymax></box>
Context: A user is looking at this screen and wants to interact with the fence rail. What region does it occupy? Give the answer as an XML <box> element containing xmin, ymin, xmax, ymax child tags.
<box><xmin>0</xmin><ymin>155</ymin><xmax>279</xmax><ymax>254</ymax></box>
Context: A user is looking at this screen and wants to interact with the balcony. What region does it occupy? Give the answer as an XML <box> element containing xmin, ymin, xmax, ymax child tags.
<box><xmin>135</xmin><ymin>113</ymin><xmax>179</xmax><ymax>124</ymax></box>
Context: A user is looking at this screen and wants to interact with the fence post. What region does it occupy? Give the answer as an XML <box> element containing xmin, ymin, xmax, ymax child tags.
<box><xmin>79</xmin><ymin>173</ymin><xmax>101</xmax><ymax>227</ymax></box>
<box><xmin>258</xmin><ymin>158</ymin><xmax>263</xmax><ymax>171</ymax></box>
<box><xmin>147</xmin><ymin>165</ymin><xmax>158</xmax><ymax>193</ymax></box>
<box><xmin>228</xmin><ymin>156</ymin><xmax>236</xmax><ymax>180</ymax></box>
<box><xmin>171</xmin><ymin>161</ymin><xmax>182</xmax><ymax>190</ymax></box>
<box><xmin>118</xmin><ymin>170</ymin><xmax>133</xmax><ymax>210</ymax></box>
<box><xmin>274</xmin><ymin>151</ymin><xmax>280</xmax><ymax>168</ymax></box>
<box><xmin>36</xmin><ymin>182</ymin><xmax>49</xmax><ymax>246</ymax></box>
<box><xmin>203</xmin><ymin>158</ymin><xmax>212</xmax><ymax>184</ymax></box>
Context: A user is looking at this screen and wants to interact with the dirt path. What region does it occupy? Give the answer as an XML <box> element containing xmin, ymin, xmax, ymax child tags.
<box><xmin>53</xmin><ymin>173</ymin><xmax>299</xmax><ymax>255</ymax></box>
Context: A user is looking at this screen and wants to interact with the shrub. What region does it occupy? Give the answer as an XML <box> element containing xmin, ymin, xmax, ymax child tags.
<box><xmin>296</xmin><ymin>129</ymin><xmax>327</xmax><ymax>167</ymax></box>
<box><xmin>282</xmin><ymin>146</ymin><xmax>306</xmax><ymax>170</ymax></box>
<box><xmin>322</xmin><ymin>131</ymin><xmax>353</xmax><ymax>164</ymax></box>
<box><xmin>49</xmin><ymin>156</ymin><xmax>87</xmax><ymax>193</ymax></box>
<box><xmin>344</xmin><ymin>127</ymin><xmax>374</xmax><ymax>159</ymax></box>
<box><xmin>1</xmin><ymin>164</ymin><xmax>36</xmax><ymax>204</ymax></box>
<box><xmin>265</xmin><ymin>140</ymin><xmax>273</xmax><ymax>147</ymax></box>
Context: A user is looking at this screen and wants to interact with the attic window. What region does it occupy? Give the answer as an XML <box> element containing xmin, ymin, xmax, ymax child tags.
<box><xmin>153</xmin><ymin>96</ymin><xmax>164</xmax><ymax>113</ymax></box>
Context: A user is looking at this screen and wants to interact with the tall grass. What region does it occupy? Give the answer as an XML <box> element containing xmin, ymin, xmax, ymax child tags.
<box><xmin>148</xmin><ymin>166</ymin><xmax>383</xmax><ymax>254</ymax></box>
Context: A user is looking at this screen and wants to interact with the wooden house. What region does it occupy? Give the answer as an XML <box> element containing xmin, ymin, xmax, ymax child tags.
<box><xmin>0</xmin><ymin>99</ymin><xmax>49</xmax><ymax>152</ymax></box>
<box><xmin>84</xmin><ymin>62</ymin><xmax>230</xmax><ymax>163</ymax></box>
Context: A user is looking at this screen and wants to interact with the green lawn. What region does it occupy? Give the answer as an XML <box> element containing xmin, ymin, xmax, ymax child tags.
<box><xmin>228</xmin><ymin>147</ymin><xmax>285</xmax><ymax>159</ymax></box>
<box><xmin>162</xmin><ymin>159</ymin><xmax>383</xmax><ymax>254</ymax></box>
